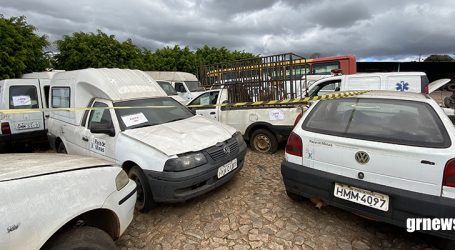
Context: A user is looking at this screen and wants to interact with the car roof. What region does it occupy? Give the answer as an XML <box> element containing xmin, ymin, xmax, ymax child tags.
<box><xmin>352</xmin><ymin>90</ymin><xmax>430</xmax><ymax>102</ymax></box>
<box><xmin>0</xmin><ymin>154</ymin><xmax>115</xmax><ymax>182</ymax></box>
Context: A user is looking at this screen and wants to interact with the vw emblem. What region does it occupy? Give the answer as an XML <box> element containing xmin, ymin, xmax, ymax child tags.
<box><xmin>223</xmin><ymin>144</ymin><xmax>231</xmax><ymax>155</ymax></box>
<box><xmin>355</xmin><ymin>151</ymin><xmax>369</xmax><ymax>164</ymax></box>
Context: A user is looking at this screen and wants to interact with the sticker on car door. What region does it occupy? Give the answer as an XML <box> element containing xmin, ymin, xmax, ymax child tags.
<box><xmin>91</xmin><ymin>137</ymin><xmax>106</xmax><ymax>154</ymax></box>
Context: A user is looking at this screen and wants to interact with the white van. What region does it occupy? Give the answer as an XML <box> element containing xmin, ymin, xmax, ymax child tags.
<box><xmin>146</xmin><ymin>71</ymin><xmax>205</xmax><ymax>101</ymax></box>
<box><xmin>306</xmin><ymin>72</ymin><xmax>450</xmax><ymax>97</ymax></box>
<box><xmin>47</xmin><ymin>68</ymin><xmax>247</xmax><ymax>212</ymax></box>
<box><xmin>155</xmin><ymin>80</ymin><xmax>187</xmax><ymax>104</ymax></box>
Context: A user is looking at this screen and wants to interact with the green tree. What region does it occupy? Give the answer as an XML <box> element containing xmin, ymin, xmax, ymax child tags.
<box><xmin>0</xmin><ymin>15</ymin><xmax>49</xmax><ymax>79</ymax></box>
<box><xmin>54</xmin><ymin>30</ymin><xmax>144</xmax><ymax>70</ymax></box>
<box><xmin>424</xmin><ymin>54</ymin><xmax>454</xmax><ymax>62</ymax></box>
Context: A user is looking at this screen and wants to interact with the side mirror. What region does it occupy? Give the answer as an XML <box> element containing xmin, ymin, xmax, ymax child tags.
<box><xmin>90</xmin><ymin>123</ymin><xmax>115</xmax><ymax>137</ymax></box>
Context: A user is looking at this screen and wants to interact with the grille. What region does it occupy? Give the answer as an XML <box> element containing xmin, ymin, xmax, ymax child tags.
<box><xmin>207</xmin><ymin>138</ymin><xmax>239</xmax><ymax>162</ymax></box>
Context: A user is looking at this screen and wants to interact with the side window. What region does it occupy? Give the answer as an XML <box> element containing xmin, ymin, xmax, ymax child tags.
<box><xmin>88</xmin><ymin>102</ymin><xmax>114</xmax><ymax>130</ymax></box>
<box><xmin>190</xmin><ymin>92</ymin><xmax>210</xmax><ymax>105</ymax></box>
<box><xmin>311</xmin><ymin>62</ymin><xmax>340</xmax><ymax>75</ymax></box>
<box><xmin>9</xmin><ymin>85</ymin><xmax>39</xmax><ymax>109</ymax></box>
<box><xmin>51</xmin><ymin>87</ymin><xmax>70</xmax><ymax>108</ymax></box>
<box><xmin>175</xmin><ymin>82</ymin><xmax>186</xmax><ymax>93</ymax></box>
<box><xmin>309</xmin><ymin>81</ymin><xmax>340</xmax><ymax>97</ymax></box>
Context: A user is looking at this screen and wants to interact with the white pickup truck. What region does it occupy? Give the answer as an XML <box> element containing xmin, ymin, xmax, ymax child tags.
<box><xmin>188</xmin><ymin>88</ymin><xmax>301</xmax><ymax>153</ymax></box>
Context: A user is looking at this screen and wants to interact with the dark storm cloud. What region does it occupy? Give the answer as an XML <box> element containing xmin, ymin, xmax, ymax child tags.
<box><xmin>1</xmin><ymin>0</ymin><xmax>454</xmax><ymax>60</ymax></box>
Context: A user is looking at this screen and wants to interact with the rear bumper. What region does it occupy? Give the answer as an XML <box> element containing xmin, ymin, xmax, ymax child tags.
<box><xmin>270</xmin><ymin>125</ymin><xmax>293</xmax><ymax>143</ymax></box>
<box><xmin>145</xmin><ymin>141</ymin><xmax>247</xmax><ymax>203</ymax></box>
<box><xmin>0</xmin><ymin>130</ymin><xmax>47</xmax><ymax>151</ymax></box>
<box><xmin>281</xmin><ymin>160</ymin><xmax>455</xmax><ymax>239</ymax></box>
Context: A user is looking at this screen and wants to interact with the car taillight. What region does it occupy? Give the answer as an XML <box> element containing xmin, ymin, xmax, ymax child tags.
<box><xmin>293</xmin><ymin>113</ymin><xmax>302</xmax><ymax>127</ymax></box>
<box><xmin>286</xmin><ymin>132</ymin><xmax>303</xmax><ymax>157</ymax></box>
<box><xmin>1</xmin><ymin>122</ymin><xmax>11</xmax><ymax>135</ymax></box>
<box><xmin>443</xmin><ymin>159</ymin><xmax>455</xmax><ymax>187</ymax></box>
<box><xmin>424</xmin><ymin>85</ymin><xmax>429</xmax><ymax>94</ymax></box>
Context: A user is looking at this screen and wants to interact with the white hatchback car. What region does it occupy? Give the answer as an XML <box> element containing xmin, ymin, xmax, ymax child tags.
<box><xmin>282</xmin><ymin>91</ymin><xmax>455</xmax><ymax>240</ymax></box>
<box><xmin>0</xmin><ymin>154</ymin><xmax>136</xmax><ymax>250</ymax></box>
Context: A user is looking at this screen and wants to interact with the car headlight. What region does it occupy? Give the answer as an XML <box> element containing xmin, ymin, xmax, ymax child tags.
<box><xmin>234</xmin><ymin>131</ymin><xmax>245</xmax><ymax>145</ymax></box>
<box><xmin>115</xmin><ymin>169</ymin><xmax>130</xmax><ymax>191</ymax></box>
<box><xmin>164</xmin><ymin>152</ymin><xmax>207</xmax><ymax>172</ymax></box>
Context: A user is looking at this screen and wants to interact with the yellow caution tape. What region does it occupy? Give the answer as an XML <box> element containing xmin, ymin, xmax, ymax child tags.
<box><xmin>0</xmin><ymin>91</ymin><xmax>369</xmax><ymax>114</ymax></box>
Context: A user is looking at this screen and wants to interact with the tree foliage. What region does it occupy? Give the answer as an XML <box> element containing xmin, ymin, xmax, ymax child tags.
<box><xmin>54</xmin><ymin>31</ymin><xmax>257</xmax><ymax>74</ymax></box>
<box><xmin>424</xmin><ymin>54</ymin><xmax>454</xmax><ymax>62</ymax></box>
<box><xmin>54</xmin><ymin>30</ymin><xmax>144</xmax><ymax>70</ymax></box>
<box><xmin>0</xmin><ymin>15</ymin><xmax>49</xmax><ymax>79</ymax></box>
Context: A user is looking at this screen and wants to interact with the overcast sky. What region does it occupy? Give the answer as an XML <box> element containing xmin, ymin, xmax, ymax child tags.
<box><xmin>2</xmin><ymin>0</ymin><xmax>454</xmax><ymax>61</ymax></box>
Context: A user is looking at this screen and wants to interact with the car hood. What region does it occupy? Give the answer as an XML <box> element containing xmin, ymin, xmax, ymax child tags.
<box><xmin>0</xmin><ymin>154</ymin><xmax>114</xmax><ymax>182</ymax></box>
<box><xmin>122</xmin><ymin>115</ymin><xmax>236</xmax><ymax>156</ymax></box>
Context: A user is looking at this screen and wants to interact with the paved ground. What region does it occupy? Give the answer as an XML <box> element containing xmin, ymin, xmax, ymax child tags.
<box><xmin>116</xmin><ymin>149</ymin><xmax>442</xmax><ymax>250</ymax></box>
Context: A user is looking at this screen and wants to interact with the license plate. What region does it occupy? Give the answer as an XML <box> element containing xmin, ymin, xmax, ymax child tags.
<box><xmin>334</xmin><ymin>183</ymin><xmax>389</xmax><ymax>211</ymax></box>
<box><xmin>16</xmin><ymin>121</ymin><xmax>40</xmax><ymax>130</ymax></box>
<box><xmin>217</xmin><ymin>158</ymin><xmax>238</xmax><ymax>179</ymax></box>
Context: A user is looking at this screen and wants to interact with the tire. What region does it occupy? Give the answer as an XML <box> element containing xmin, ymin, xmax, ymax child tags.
<box><xmin>57</xmin><ymin>141</ymin><xmax>67</xmax><ymax>154</ymax></box>
<box><xmin>128</xmin><ymin>165</ymin><xmax>156</xmax><ymax>213</ymax></box>
<box><xmin>250</xmin><ymin>129</ymin><xmax>278</xmax><ymax>154</ymax></box>
<box><xmin>44</xmin><ymin>226</ymin><xmax>115</xmax><ymax>250</ymax></box>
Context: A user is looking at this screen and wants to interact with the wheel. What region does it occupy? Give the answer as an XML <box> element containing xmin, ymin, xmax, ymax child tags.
<box><xmin>250</xmin><ymin>129</ymin><xmax>278</xmax><ymax>154</ymax></box>
<box><xmin>57</xmin><ymin>141</ymin><xmax>67</xmax><ymax>154</ymax></box>
<box><xmin>128</xmin><ymin>165</ymin><xmax>156</xmax><ymax>213</ymax></box>
<box><xmin>43</xmin><ymin>226</ymin><xmax>115</xmax><ymax>250</ymax></box>
<box><xmin>286</xmin><ymin>190</ymin><xmax>304</xmax><ymax>201</ymax></box>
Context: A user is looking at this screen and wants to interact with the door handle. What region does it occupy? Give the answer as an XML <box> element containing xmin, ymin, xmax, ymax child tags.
<box><xmin>82</xmin><ymin>136</ymin><xmax>89</xmax><ymax>142</ymax></box>
<box><xmin>44</xmin><ymin>115</ymin><xmax>50</xmax><ymax>118</ymax></box>
<box><xmin>210</xmin><ymin>112</ymin><xmax>216</xmax><ymax>115</ymax></box>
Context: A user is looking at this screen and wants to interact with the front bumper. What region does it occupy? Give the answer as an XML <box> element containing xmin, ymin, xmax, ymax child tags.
<box><xmin>281</xmin><ymin>160</ymin><xmax>455</xmax><ymax>240</ymax></box>
<box><xmin>145</xmin><ymin>141</ymin><xmax>247</xmax><ymax>203</ymax></box>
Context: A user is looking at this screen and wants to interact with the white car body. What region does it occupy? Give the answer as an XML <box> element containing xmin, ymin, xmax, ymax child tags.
<box><xmin>145</xmin><ymin>71</ymin><xmax>205</xmax><ymax>101</ymax></box>
<box><xmin>0</xmin><ymin>153</ymin><xmax>136</xmax><ymax>250</ymax></box>
<box><xmin>188</xmin><ymin>88</ymin><xmax>301</xmax><ymax>153</ymax></box>
<box><xmin>306</xmin><ymin>72</ymin><xmax>450</xmax><ymax>97</ymax></box>
<box><xmin>282</xmin><ymin>91</ymin><xmax>455</xmax><ymax>239</ymax></box>
<box><xmin>47</xmin><ymin>68</ymin><xmax>247</xmax><ymax>210</ymax></box>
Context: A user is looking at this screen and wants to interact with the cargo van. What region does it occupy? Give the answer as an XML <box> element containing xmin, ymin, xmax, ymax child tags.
<box><xmin>155</xmin><ymin>80</ymin><xmax>187</xmax><ymax>104</ymax></box>
<box><xmin>47</xmin><ymin>68</ymin><xmax>247</xmax><ymax>212</ymax></box>
<box><xmin>145</xmin><ymin>71</ymin><xmax>205</xmax><ymax>101</ymax></box>
<box><xmin>306</xmin><ymin>72</ymin><xmax>450</xmax><ymax>97</ymax></box>
<box><xmin>0</xmin><ymin>71</ymin><xmax>61</xmax><ymax>151</ymax></box>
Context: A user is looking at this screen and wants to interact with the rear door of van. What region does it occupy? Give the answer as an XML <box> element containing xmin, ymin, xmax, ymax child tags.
<box><xmin>7</xmin><ymin>80</ymin><xmax>45</xmax><ymax>135</ymax></box>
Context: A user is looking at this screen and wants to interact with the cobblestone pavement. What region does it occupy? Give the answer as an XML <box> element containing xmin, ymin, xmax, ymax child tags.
<box><xmin>116</xmin><ymin>149</ymin><xmax>442</xmax><ymax>250</ymax></box>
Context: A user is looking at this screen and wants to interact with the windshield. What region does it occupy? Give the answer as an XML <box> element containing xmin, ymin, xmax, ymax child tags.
<box><xmin>114</xmin><ymin>97</ymin><xmax>194</xmax><ymax>130</ymax></box>
<box><xmin>157</xmin><ymin>81</ymin><xmax>178</xmax><ymax>95</ymax></box>
<box><xmin>185</xmin><ymin>81</ymin><xmax>205</xmax><ymax>92</ymax></box>
<box><xmin>302</xmin><ymin>98</ymin><xmax>450</xmax><ymax>148</ymax></box>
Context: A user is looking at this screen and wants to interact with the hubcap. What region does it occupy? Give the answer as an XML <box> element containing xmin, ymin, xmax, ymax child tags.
<box><xmin>254</xmin><ymin>134</ymin><xmax>271</xmax><ymax>152</ymax></box>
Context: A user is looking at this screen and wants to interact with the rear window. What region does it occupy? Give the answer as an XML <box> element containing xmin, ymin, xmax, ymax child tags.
<box><xmin>302</xmin><ymin>98</ymin><xmax>450</xmax><ymax>148</ymax></box>
<box><xmin>9</xmin><ymin>85</ymin><xmax>39</xmax><ymax>109</ymax></box>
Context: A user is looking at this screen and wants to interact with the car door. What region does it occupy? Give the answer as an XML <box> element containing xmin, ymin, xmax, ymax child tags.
<box><xmin>85</xmin><ymin>100</ymin><xmax>117</xmax><ymax>161</ymax></box>
<box><xmin>174</xmin><ymin>82</ymin><xmax>191</xmax><ymax>100</ymax></box>
<box><xmin>187</xmin><ymin>90</ymin><xmax>220</xmax><ymax>120</ymax></box>
<box><xmin>39</xmin><ymin>80</ymin><xmax>50</xmax><ymax>129</ymax></box>
<box><xmin>8</xmin><ymin>82</ymin><xmax>44</xmax><ymax>134</ymax></box>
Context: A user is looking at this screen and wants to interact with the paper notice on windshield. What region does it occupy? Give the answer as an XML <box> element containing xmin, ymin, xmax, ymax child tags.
<box><xmin>200</xmin><ymin>96</ymin><xmax>210</xmax><ymax>105</ymax></box>
<box><xmin>121</xmin><ymin>112</ymin><xmax>148</xmax><ymax>127</ymax></box>
<box><xmin>269</xmin><ymin>109</ymin><xmax>285</xmax><ymax>121</ymax></box>
<box><xmin>91</xmin><ymin>109</ymin><xmax>104</xmax><ymax>123</ymax></box>
<box><xmin>12</xmin><ymin>95</ymin><xmax>32</xmax><ymax>106</ymax></box>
